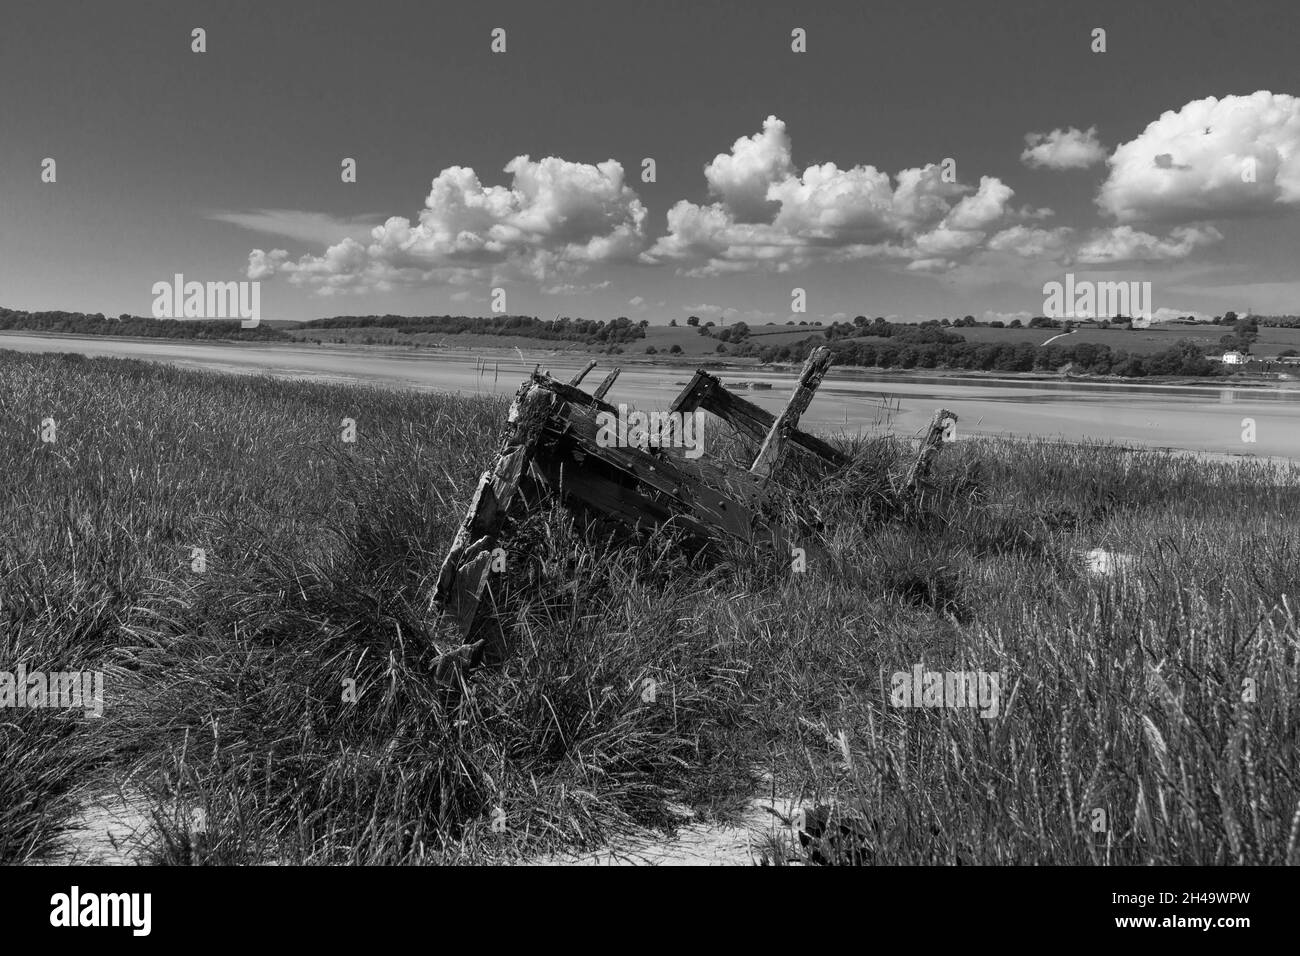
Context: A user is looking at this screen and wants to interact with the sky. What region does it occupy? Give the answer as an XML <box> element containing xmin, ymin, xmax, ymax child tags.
<box><xmin>2</xmin><ymin>0</ymin><xmax>1299</xmax><ymax>325</ymax></box>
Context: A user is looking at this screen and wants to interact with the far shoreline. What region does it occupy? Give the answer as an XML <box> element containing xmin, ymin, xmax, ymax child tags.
<box><xmin>3</xmin><ymin>328</ymin><xmax>1294</xmax><ymax>394</ymax></box>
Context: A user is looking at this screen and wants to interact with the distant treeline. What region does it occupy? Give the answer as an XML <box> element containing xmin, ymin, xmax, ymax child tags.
<box><xmin>0</xmin><ymin>308</ymin><xmax>291</xmax><ymax>341</ymax></box>
<box><xmin>0</xmin><ymin>308</ymin><xmax>650</xmax><ymax>347</ymax></box>
<box><xmin>723</xmin><ymin>319</ymin><xmax>1226</xmax><ymax>377</ymax></box>
<box><xmin>303</xmin><ymin>313</ymin><xmax>647</xmax><ymax>345</ymax></box>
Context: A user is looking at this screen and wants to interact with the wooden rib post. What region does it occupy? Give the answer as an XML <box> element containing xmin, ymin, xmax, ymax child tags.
<box><xmin>749</xmin><ymin>347</ymin><xmax>835</xmax><ymax>479</ymax></box>
<box><xmin>569</xmin><ymin>359</ymin><xmax>598</xmax><ymax>386</ymax></box>
<box><xmin>592</xmin><ymin>367</ymin><xmax>621</xmax><ymax>401</ymax></box>
<box><xmin>433</xmin><ymin>382</ymin><xmax>552</xmax><ymax>638</ymax></box>
<box><xmin>903</xmin><ymin>408</ymin><xmax>957</xmax><ymax>496</ymax></box>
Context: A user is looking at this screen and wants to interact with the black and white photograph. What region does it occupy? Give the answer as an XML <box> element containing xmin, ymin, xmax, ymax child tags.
<box><xmin>1</xmin><ymin>0</ymin><xmax>1295</xmax><ymax>936</ymax></box>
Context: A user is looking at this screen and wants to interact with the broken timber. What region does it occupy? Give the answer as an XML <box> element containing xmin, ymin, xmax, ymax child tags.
<box><xmin>750</xmin><ymin>348</ymin><xmax>836</xmax><ymax>479</ymax></box>
<box><xmin>434</xmin><ymin>347</ymin><xmax>956</xmax><ymax>642</ymax></box>
<box><xmin>668</xmin><ymin>364</ymin><xmax>849</xmax><ymax>470</ymax></box>
<box><xmin>903</xmin><ymin>407</ymin><xmax>957</xmax><ymax>494</ymax></box>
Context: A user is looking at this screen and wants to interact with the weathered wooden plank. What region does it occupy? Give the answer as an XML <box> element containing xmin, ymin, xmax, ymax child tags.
<box><xmin>569</xmin><ymin>359</ymin><xmax>598</xmax><ymax>386</ymax></box>
<box><xmin>903</xmin><ymin>408</ymin><xmax>957</xmax><ymax>495</ymax></box>
<box><xmin>433</xmin><ymin>382</ymin><xmax>554</xmax><ymax>638</ymax></box>
<box><xmin>668</xmin><ymin>370</ymin><xmax>717</xmax><ymax>415</ymax></box>
<box><xmin>713</xmin><ymin>384</ymin><xmax>848</xmax><ymax>465</ymax></box>
<box><xmin>696</xmin><ymin>380</ymin><xmax>769</xmax><ymax>443</ymax></box>
<box><xmin>672</xmin><ymin>369</ymin><xmax>848</xmax><ymax>466</ymax></box>
<box><xmin>537</xmin><ymin>399</ymin><xmax>770</xmax><ymax>544</ymax></box>
<box><xmin>750</xmin><ymin>347</ymin><xmax>835</xmax><ymax>478</ymax></box>
<box><xmin>537</xmin><ymin>375</ymin><xmax>617</xmax><ymax>414</ymax></box>
<box><xmin>592</xmin><ymin>367</ymin><xmax>621</xmax><ymax>401</ymax></box>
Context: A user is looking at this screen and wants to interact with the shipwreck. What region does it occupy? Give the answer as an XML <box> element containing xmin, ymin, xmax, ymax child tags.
<box><xmin>433</xmin><ymin>346</ymin><xmax>956</xmax><ymax>650</ymax></box>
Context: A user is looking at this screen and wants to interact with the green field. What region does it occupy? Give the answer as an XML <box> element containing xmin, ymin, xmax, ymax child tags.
<box><xmin>945</xmin><ymin>323</ymin><xmax>1300</xmax><ymax>358</ymax></box>
<box><xmin>289</xmin><ymin>318</ymin><xmax>1300</xmax><ymax>364</ymax></box>
<box><xmin>286</xmin><ymin>320</ymin><xmax>830</xmax><ymax>359</ymax></box>
<box><xmin>2</xmin><ymin>348</ymin><xmax>1298</xmax><ymax>864</ymax></box>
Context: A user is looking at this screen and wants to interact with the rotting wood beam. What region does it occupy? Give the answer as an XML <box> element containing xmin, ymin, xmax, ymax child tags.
<box><xmin>535</xmin><ymin>374</ymin><xmax>618</xmax><ymax>414</ymax></box>
<box><xmin>538</xmin><ymin>399</ymin><xmax>768</xmax><ymax>543</ymax></box>
<box><xmin>592</xmin><ymin>367</ymin><xmax>621</xmax><ymax>401</ymax></box>
<box><xmin>433</xmin><ymin>382</ymin><xmax>554</xmax><ymax>639</ymax></box>
<box><xmin>750</xmin><ymin>347</ymin><xmax>836</xmax><ymax>479</ymax></box>
<box><xmin>569</xmin><ymin>359</ymin><xmax>598</xmax><ymax>386</ymax></box>
<box><xmin>668</xmin><ymin>370</ymin><xmax>717</xmax><ymax>415</ymax></box>
<box><xmin>670</xmin><ymin>368</ymin><xmax>848</xmax><ymax>467</ymax></box>
<box><xmin>903</xmin><ymin>408</ymin><xmax>958</xmax><ymax>496</ymax></box>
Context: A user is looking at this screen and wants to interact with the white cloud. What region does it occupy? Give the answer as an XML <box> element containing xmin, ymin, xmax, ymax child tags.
<box><xmin>704</xmin><ymin>115</ymin><xmax>796</xmax><ymax>222</ymax></box>
<box><xmin>646</xmin><ymin>117</ymin><xmax>1022</xmax><ymax>275</ymax></box>
<box><xmin>1075</xmin><ymin>225</ymin><xmax>1223</xmax><ymax>263</ymax></box>
<box><xmin>248</xmin><ymin>156</ymin><xmax>648</xmax><ymax>293</ymax></box>
<box><xmin>540</xmin><ymin>279</ymin><xmax>610</xmax><ymax>295</ymax></box>
<box><xmin>211</xmin><ymin>209</ymin><xmax>385</xmax><ymax>245</ymax></box>
<box><xmin>1020</xmin><ymin>127</ymin><xmax>1106</xmax><ymax>170</ymax></box>
<box><xmin>247</xmin><ymin>248</ymin><xmax>290</xmax><ymax>280</ymax></box>
<box><xmin>1097</xmin><ymin>91</ymin><xmax>1300</xmax><ymax>223</ymax></box>
<box><xmin>987</xmin><ymin>225</ymin><xmax>1075</xmax><ymax>259</ymax></box>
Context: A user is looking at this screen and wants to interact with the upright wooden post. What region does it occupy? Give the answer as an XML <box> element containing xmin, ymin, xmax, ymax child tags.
<box><xmin>750</xmin><ymin>347</ymin><xmax>835</xmax><ymax>479</ymax></box>
<box><xmin>593</xmin><ymin>367</ymin><xmax>621</xmax><ymax>401</ymax></box>
<box><xmin>903</xmin><ymin>408</ymin><xmax>957</xmax><ymax>495</ymax></box>
<box><xmin>569</xmin><ymin>360</ymin><xmax>598</xmax><ymax>386</ymax></box>
<box><xmin>433</xmin><ymin>382</ymin><xmax>552</xmax><ymax>639</ymax></box>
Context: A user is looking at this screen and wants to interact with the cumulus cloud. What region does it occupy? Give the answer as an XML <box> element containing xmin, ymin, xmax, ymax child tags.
<box><xmin>1075</xmin><ymin>225</ymin><xmax>1223</xmax><ymax>263</ymax></box>
<box><xmin>1097</xmin><ymin>91</ymin><xmax>1300</xmax><ymax>223</ymax></box>
<box><xmin>704</xmin><ymin>116</ymin><xmax>796</xmax><ymax>222</ymax></box>
<box><xmin>1020</xmin><ymin>127</ymin><xmax>1107</xmax><ymax>170</ymax></box>
<box><xmin>647</xmin><ymin>116</ymin><xmax>1023</xmax><ymax>275</ymax></box>
<box><xmin>247</xmin><ymin>156</ymin><xmax>648</xmax><ymax>292</ymax></box>
<box><xmin>987</xmin><ymin>225</ymin><xmax>1075</xmax><ymax>259</ymax></box>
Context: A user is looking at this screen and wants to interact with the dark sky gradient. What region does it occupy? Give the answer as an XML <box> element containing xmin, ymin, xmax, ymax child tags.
<box><xmin>2</xmin><ymin>0</ymin><xmax>1298</xmax><ymax>322</ymax></box>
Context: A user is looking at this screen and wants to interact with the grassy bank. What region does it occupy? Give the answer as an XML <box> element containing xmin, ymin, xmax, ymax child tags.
<box><xmin>1</xmin><ymin>348</ymin><xmax>1297</xmax><ymax>864</ymax></box>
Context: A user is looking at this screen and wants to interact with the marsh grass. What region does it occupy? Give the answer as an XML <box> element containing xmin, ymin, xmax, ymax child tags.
<box><xmin>1</xmin><ymin>349</ymin><xmax>1297</xmax><ymax>864</ymax></box>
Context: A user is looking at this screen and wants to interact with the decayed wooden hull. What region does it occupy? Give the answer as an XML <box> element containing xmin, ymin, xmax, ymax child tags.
<box><xmin>433</xmin><ymin>347</ymin><xmax>956</xmax><ymax>648</ymax></box>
